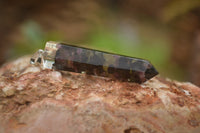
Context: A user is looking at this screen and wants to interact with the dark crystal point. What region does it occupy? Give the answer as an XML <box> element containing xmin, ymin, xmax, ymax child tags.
<box><xmin>30</xmin><ymin>41</ymin><xmax>158</xmax><ymax>83</ymax></box>
<box><xmin>53</xmin><ymin>42</ymin><xmax>158</xmax><ymax>83</ymax></box>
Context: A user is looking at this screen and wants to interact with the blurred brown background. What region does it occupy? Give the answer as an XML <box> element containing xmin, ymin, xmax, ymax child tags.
<box><xmin>0</xmin><ymin>0</ymin><xmax>200</xmax><ymax>86</ymax></box>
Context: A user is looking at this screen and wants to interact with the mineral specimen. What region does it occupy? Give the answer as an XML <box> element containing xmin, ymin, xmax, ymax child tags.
<box><xmin>31</xmin><ymin>41</ymin><xmax>158</xmax><ymax>83</ymax></box>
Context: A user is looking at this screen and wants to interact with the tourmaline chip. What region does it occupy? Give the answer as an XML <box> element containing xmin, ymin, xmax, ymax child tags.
<box><xmin>30</xmin><ymin>41</ymin><xmax>159</xmax><ymax>83</ymax></box>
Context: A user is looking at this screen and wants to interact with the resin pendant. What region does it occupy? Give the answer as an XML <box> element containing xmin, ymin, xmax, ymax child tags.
<box><xmin>30</xmin><ymin>41</ymin><xmax>158</xmax><ymax>83</ymax></box>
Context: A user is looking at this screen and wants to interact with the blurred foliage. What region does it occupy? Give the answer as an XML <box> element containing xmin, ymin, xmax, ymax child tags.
<box><xmin>87</xmin><ymin>25</ymin><xmax>185</xmax><ymax>80</ymax></box>
<box><xmin>163</xmin><ymin>0</ymin><xmax>200</xmax><ymax>21</ymax></box>
<box><xmin>10</xmin><ymin>21</ymin><xmax>64</xmax><ymax>59</ymax></box>
<box><xmin>88</xmin><ymin>29</ymin><xmax>169</xmax><ymax>67</ymax></box>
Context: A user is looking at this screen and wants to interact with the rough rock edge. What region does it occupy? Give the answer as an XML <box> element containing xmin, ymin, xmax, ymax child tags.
<box><xmin>0</xmin><ymin>56</ymin><xmax>200</xmax><ymax>133</ymax></box>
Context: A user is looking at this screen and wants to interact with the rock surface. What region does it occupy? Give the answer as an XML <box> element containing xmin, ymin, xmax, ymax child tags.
<box><xmin>0</xmin><ymin>56</ymin><xmax>200</xmax><ymax>133</ymax></box>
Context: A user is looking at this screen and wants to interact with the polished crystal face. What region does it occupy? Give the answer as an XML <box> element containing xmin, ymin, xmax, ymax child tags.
<box><xmin>31</xmin><ymin>41</ymin><xmax>159</xmax><ymax>83</ymax></box>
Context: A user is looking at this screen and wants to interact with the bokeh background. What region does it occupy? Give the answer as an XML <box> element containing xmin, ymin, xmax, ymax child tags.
<box><xmin>0</xmin><ymin>0</ymin><xmax>200</xmax><ymax>86</ymax></box>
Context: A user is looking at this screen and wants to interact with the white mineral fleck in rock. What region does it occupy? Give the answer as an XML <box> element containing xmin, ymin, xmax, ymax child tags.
<box><xmin>2</xmin><ymin>85</ymin><xmax>15</xmax><ymax>96</ymax></box>
<box><xmin>21</xmin><ymin>66</ymin><xmax>41</xmax><ymax>75</ymax></box>
<box><xmin>71</xmin><ymin>84</ymin><xmax>79</xmax><ymax>89</ymax></box>
<box><xmin>50</xmin><ymin>71</ymin><xmax>62</xmax><ymax>81</ymax></box>
<box><xmin>55</xmin><ymin>92</ymin><xmax>64</xmax><ymax>100</ymax></box>
<box><xmin>16</xmin><ymin>84</ymin><xmax>25</xmax><ymax>91</ymax></box>
<box><xmin>142</xmin><ymin>78</ymin><xmax>168</xmax><ymax>89</ymax></box>
<box><xmin>182</xmin><ymin>89</ymin><xmax>191</xmax><ymax>96</ymax></box>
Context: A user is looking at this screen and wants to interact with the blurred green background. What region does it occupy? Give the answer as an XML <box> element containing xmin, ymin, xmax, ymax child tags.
<box><xmin>0</xmin><ymin>0</ymin><xmax>200</xmax><ymax>86</ymax></box>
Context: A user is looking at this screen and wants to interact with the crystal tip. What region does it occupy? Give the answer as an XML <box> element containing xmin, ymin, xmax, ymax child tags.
<box><xmin>145</xmin><ymin>65</ymin><xmax>159</xmax><ymax>80</ymax></box>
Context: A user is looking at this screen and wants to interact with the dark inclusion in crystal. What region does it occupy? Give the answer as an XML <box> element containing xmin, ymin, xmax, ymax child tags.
<box><xmin>54</xmin><ymin>43</ymin><xmax>158</xmax><ymax>83</ymax></box>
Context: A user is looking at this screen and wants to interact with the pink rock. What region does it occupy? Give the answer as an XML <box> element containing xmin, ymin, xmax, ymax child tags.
<box><xmin>0</xmin><ymin>56</ymin><xmax>200</xmax><ymax>133</ymax></box>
